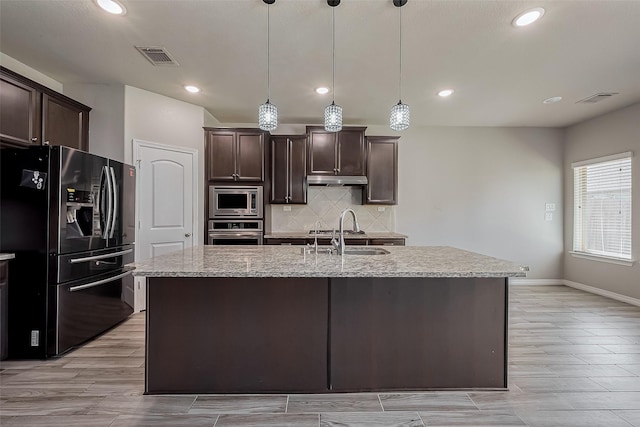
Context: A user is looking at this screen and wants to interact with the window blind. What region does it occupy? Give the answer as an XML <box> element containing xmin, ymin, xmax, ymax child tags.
<box><xmin>573</xmin><ymin>153</ymin><xmax>632</xmax><ymax>260</ymax></box>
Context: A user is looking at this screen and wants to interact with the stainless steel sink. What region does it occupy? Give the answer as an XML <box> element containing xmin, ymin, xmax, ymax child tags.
<box><xmin>342</xmin><ymin>247</ymin><xmax>390</xmax><ymax>255</ymax></box>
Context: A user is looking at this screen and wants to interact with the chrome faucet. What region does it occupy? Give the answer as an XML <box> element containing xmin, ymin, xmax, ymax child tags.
<box><xmin>331</xmin><ymin>208</ymin><xmax>360</xmax><ymax>255</ymax></box>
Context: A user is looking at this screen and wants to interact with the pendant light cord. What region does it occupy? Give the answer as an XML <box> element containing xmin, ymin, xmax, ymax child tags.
<box><xmin>267</xmin><ymin>3</ymin><xmax>271</xmax><ymax>102</ymax></box>
<box><xmin>398</xmin><ymin>4</ymin><xmax>402</xmax><ymax>103</ymax></box>
<box><xmin>332</xmin><ymin>6</ymin><xmax>336</xmax><ymax>104</ymax></box>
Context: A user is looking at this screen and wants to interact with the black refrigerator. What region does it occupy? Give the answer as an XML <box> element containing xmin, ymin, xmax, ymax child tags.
<box><xmin>0</xmin><ymin>146</ymin><xmax>135</xmax><ymax>359</ymax></box>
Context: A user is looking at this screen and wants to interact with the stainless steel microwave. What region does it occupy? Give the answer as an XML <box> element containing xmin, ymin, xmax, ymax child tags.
<box><xmin>209</xmin><ymin>186</ymin><xmax>263</xmax><ymax>218</ymax></box>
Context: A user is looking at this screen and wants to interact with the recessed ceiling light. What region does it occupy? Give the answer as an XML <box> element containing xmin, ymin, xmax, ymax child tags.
<box><xmin>95</xmin><ymin>0</ymin><xmax>127</xmax><ymax>15</ymax></box>
<box><xmin>184</xmin><ymin>85</ymin><xmax>200</xmax><ymax>94</ymax></box>
<box><xmin>512</xmin><ymin>7</ymin><xmax>545</xmax><ymax>27</ymax></box>
<box><xmin>543</xmin><ymin>96</ymin><xmax>562</xmax><ymax>104</ymax></box>
<box><xmin>315</xmin><ymin>87</ymin><xmax>330</xmax><ymax>95</ymax></box>
<box><xmin>437</xmin><ymin>89</ymin><xmax>454</xmax><ymax>97</ymax></box>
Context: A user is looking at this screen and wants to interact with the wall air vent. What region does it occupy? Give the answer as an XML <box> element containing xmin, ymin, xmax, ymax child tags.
<box><xmin>135</xmin><ymin>46</ymin><xmax>179</xmax><ymax>66</ymax></box>
<box><xmin>576</xmin><ymin>92</ymin><xmax>619</xmax><ymax>104</ymax></box>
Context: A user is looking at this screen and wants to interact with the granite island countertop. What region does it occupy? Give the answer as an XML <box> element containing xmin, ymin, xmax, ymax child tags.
<box><xmin>263</xmin><ymin>231</ymin><xmax>408</xmax><ymax>240</ymax></box>
<box><xmin>131</xmin><ymin>245</ymin><xmax>526</xmax><ymax>279</ymax></box>
<box><xmin>0</xmin><ymin>253</ymin><xmax>15</xmax><ymax>261</ymax></box>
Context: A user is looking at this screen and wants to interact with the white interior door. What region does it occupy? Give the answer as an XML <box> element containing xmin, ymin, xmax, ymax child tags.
<box><xmin>133</xmin><ymin>140</ymin><xmax>198</xmax><ymax>311</ymax></box>
<box><xmin>135</xmin><ymin>141</ymin><xmax>197</xmax><ymax>260</ymax></box>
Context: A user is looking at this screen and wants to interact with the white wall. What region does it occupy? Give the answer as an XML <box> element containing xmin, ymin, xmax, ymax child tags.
<box><xmin>124</xmin><ymin>86</ymin><xmax>206</xmax><ymax>245</ymax></box>
<box><xmin>368</xmin><ymin>125</ymin><xmax>564</xmax><ymax>280</ymax></box>
<box><xmin>564</xmin><ymin>102</ymin><xmax>640</xmax><ymax>299</ymax></box>
<box><xmin>64</xmin><ymin>83</ymin><xmax>125</xmax><ymax>161</ymax></box>
<box><xmin>0</xmin><ymin>53</ymin><xmax>63</xmax><ymax>92</ymax></box>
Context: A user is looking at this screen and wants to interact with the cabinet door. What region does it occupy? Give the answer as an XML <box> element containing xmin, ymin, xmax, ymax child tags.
<box><xmin>337</xmin><ymin>128</ymin><xmax>366</xmax><ymax>176</ymax></box>
<box><xmin>207</xmin><ymin>131</ymin><xmax>236</xmax><ymax>181</ymax></box>
<box><xmin>42</xmin><ymin>93</ymin><xmax>89</xmax><ymax>151</ymax></box>
<box><xmin>288</xmin><ymin>136</ymin><xmax>307</xmax><ymax>203</ymax></box>
<box><xmin>235</xmin><ymin>132</ymin><xmax>264</xmax><ymax>181</ymax></box>
<box><xmin>0</xmin><ymin>73</ymin><xmax>40</xmax><ymax>146</ymax></box>
<box><xmin>270</xmin><ymin>137</ymin><xmax>289</xmax><ymax>203</ymax></box>
<box><xmin>308</xmin><ymin>131</ymin><xmax>337</xmax><ymax>175</ymax></box>
<box><xmin>365</xmin><ymin>137</ymin><xmax>398</xmax><ymax>205</ymax></box>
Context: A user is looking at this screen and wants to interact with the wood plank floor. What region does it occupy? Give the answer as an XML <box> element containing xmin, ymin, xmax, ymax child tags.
<box><xmin>1</xmin><ymin>285</ymin><xmax>640</xmax><ymax>426</ymax></box>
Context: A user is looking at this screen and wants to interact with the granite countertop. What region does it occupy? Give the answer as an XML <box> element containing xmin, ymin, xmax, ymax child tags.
<box><xmin>0</xmin><ymin>253</ymin><xmax>15</xmax><ymax>261</ymax></box>
<box><xmin>131</xmin><ymin>245</ymin><xmax>526</xmax><ymax>279</ymax></box>
<box><xmin>264</xmin><ymin>231</ymin><xmax>408</xmax><ymax>239</ymax></box>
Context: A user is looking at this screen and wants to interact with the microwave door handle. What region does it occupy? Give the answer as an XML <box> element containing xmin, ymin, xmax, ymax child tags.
<box><xmin>109</xmin><ymin>166</ymin><xmax>118</xmax><ymax>238</ymax></box>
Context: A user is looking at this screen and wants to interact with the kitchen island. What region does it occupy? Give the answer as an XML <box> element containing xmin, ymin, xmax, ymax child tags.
<box><xmin>133</xmin><ymin>245</ymin><xmax>525</xmax><ymax>394</ymax></box>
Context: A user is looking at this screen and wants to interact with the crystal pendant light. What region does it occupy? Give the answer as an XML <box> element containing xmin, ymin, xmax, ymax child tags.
<box><xmin>324</xmin><ymin>0</ymin><xmax>342</xmax><ymax>132</ymax></box>
<box><xmin>390</xmin><ymin>0</ymin><xmax>409</xmax><ymax>131</ymax></box>
<box><xmin>258</xmin><ymin>0</ymin><xmax>278</xmax><ymax>131</ymax></box>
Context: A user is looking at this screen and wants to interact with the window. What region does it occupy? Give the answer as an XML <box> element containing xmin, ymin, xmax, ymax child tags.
<box><xmin>572</xmin><ymin>152</ymin><xmax>632</xmax><ymax>261</ymax></box>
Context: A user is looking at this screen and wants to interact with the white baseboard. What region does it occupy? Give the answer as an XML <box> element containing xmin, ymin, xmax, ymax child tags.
<box><xmin>563</xmin><ymin>280</ymin><xmax>640</xmax><ymax>308</ymax></box>
<box><xmin>509</xmin><ymin>278</ymin><xmax>564</xmax><ymax>286</ymax></box>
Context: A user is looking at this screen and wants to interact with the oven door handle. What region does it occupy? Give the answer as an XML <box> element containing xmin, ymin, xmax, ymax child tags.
<box><xmin>209</xmin><ymin>233</ymin><xmax>262</xmax><ymax>238</ymax></box>
<box><xmin>69</xmin><ymin>270</ymin><xmax>133</xmax><ymax>292</ymax></box>
<box><xmin>69</xmin><ymin>248</ymin><xmax>133</xmax><ymax>264</ymax></box>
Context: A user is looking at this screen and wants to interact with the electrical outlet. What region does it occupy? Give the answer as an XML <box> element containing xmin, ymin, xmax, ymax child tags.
<box><xmin>377</xmin><ymin>207</ymin><xmax>386</xmax><ymax>212</ymax></box>
<box><xmin>545</xmin><ymin>212</ymin><xmax>553</xmax><ymax>221</ymax></box>
<box><xmin>283</xmin><ymin>206</ymin><xmax>291</xmax><ymax>212</ymax></box>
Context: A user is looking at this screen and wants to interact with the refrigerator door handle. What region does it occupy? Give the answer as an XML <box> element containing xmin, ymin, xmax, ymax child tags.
<box><xmin>69</xmin><ymin>270</ymin><xmax>133</xmax><ymax>292</ymax></box>
<box><xmin>69</xmin><ymin>248</ymin><xmax>134</xmax><ymax>264</ymax></box>
<box><xmin>109</xmin><ymin>166</ymin><xmax>118</xmax><ymax>239</ymax></box>
<box><xmin>99</xmin><ymin>166</ymin><xmax>109</xmax><ymax>239</ymax></box>
<box><xmin>104</xmin><ymin>166</ymin><xmax>114</xmax><ymax>238</ymax></box>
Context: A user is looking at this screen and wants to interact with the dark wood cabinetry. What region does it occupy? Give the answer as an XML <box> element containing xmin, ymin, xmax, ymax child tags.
<box><xmin>265</xmin><ymin>237</ymin><xmax>405</xmax><ymax>246</ymax></box>
<box><xmin>205</xmin><ymin>128</ymin><xmax>265</xmax><ymax>182</ymax></box>
<box><xmin>365</xmin><ymin>136</ymin><xmax>399</xmax><ymax>205</ymax></box>
<box><xmin>270</xmin><ymin>135</ymin><xmax>307</xmax><ymax>204</ymax></box>
<box><xmin>0</xmin><ymin>67</ymin><xmax>89</xmax><ymax>150</ymax></box>
<box><xmin>306</xmin><ymin>126</ymin><xmax>366</xmax><ymax>176</ymax></box>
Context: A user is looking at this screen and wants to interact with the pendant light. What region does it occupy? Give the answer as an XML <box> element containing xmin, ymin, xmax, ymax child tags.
<box><xmin>258</xmin><ymin>0</ymin><xmax>278</xmax><ymax>131</ymax></box>
<box><xmin>390</xmin><ymin>0</ymin><xmax>410</xmax><ymax>131</ymax></box>
<box><xmin>324</xmin><ymin>0</ymin><xmax>342</xmax><ymax>132</ymax></box>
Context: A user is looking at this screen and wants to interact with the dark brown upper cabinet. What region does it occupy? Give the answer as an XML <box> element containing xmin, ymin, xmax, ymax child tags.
<box><xmin>306</xmin><ymin>126</ymin><xmax>366</xmax><ymax>176</ymax></box>
<box><xmin>271</xmin><ymin>135</ymin><xmax>307</xmax><ymax>204</ymax></box>
<box><xmin>364</xmin><ymin>136</ymin><xmax>399</xmax><ymax>205</ymax></box>
<box><xmin>205</xmin><ymin>128</ymin><xmax>265</xmax><ymax>182</ymax></box>
<box><xmin>0</xmin><ymin>67</ymin><xmax>90</xmax><ymax>150</ymax></box>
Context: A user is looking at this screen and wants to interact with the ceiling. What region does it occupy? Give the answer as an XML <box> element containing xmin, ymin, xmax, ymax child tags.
<box><xmin>1</xmin><ymin>0</ymin><xmax>639</xmax><ymax>128</ymax></box>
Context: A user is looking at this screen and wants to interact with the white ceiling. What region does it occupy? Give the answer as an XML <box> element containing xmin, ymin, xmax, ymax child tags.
<box><xmin>1</xmin><ymin>0</ymin><xmax>639</xmax><ymax>128</ymax></box>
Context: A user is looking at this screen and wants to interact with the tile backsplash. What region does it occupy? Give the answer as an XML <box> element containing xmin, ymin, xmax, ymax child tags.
<box><xmin>269</xmin><ymin>187</ymin><xmax>395</xmax><ymax>232</ymax></box>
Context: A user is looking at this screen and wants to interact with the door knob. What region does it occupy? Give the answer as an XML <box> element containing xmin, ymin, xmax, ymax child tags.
<box><xmin>185</xmin><ymin>233</ymin><xmax>192</xmax><ymax>237</ymax></box>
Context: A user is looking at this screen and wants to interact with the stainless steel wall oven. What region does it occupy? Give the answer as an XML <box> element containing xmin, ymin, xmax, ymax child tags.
<box><xmin>208</xmin><ymin>220</ymin><xmax>263</xmax><ymax>245</ymax></box>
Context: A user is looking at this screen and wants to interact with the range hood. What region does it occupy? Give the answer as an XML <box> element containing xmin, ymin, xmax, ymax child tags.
<box><xmin>307</xmin><ymin>175</ymin><xmax>368</xmax><ymax>186</ymax></box>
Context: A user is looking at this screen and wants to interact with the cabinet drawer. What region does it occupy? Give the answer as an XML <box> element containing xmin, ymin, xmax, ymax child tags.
<box><xmin>368</xmin><ymin>238</ymin><xmax>405</xmax><ymax>246</ymax></box>
<box><xmin>265</xmin><ymin>239</ymin><xmax>308</xmax><ymax>245</ymax></box>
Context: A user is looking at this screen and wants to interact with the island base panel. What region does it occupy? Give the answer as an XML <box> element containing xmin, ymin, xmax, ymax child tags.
<box><xmin>330</xmin><ymin>277</ymin><xmax>507</xmax><ymax>391</ymax></box>
<box><xmin>146</xmin><ymin>277</ymin><xmax>329</xmax><ymax>394</ymax></box>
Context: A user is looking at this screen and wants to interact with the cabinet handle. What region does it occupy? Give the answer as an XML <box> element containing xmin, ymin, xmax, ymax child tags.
<box><xmin>185</xmin><ymin>233</ymin><xmax>192</xmax><ymax>237</ymax></box>
<box><xmin>31</xmin><ymin>137</ymin><xmax>38</xmax><ymax>143</ymax></box>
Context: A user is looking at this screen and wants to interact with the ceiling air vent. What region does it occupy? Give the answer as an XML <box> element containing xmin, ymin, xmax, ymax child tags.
<box><xmin>135</xmin><ymin>46</ymin><xmax>179</xmax><ymax>66</ymax></box>
<box><xmin>576</xmin><ymin>92</ymin><xmax>619</xmax><ymax>104</ymax></box>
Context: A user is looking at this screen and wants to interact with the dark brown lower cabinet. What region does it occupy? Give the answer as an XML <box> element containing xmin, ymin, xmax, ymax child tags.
<box><xmin>146</xmin><ymin>277</ymin><xmax>328</xmax><ymax>393</ymax></box>
<box><xmin>330</xmin><ymin>277</ymin><xmax>507</xmax><ymax>391</ymax></box>
<box><xmin>145</xmin><ymin>276</ymin><xmax>507</xmax><ymax>394</ymax></box>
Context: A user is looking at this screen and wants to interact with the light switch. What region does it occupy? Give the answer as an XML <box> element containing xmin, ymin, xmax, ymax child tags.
<box><xmin>377</xmin><ymin>207</ymin><xmax>386</xmax><ymax>212</ymax></box>
<box><xmin>545</xmin><ymin>203</ymin><xmax>556</xmax><ymax>212</ymax></box>
<box><xmin>283</xmin><ymin>206</ymin><xmax>291</xmax><ymax>211</ymax></box>
<box><xmin>545</xmin><ymin>212</ymin><xmax>553</xmax><ymax>221</ymax></box>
